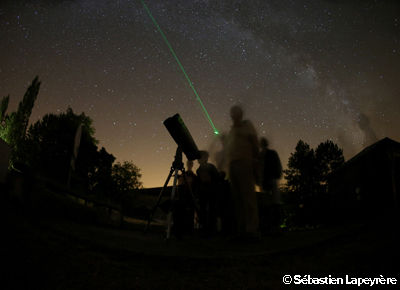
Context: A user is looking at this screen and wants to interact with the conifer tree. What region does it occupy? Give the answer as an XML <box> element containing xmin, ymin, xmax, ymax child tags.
<box><xmin>284</xmin><ymin>140</ymin><xmax>317</xmax><ymax>203</ymax></box>
<box><xmin>0</xmin><ymin>77</ymin><xmax>40</xmax><ymax>166</ymax></box>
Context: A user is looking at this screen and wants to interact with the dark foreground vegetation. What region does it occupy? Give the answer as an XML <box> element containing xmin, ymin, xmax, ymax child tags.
<box><xmin>1</xmin><ymin>182</ymin><xmax>399</xmax><ymax>290</ymax></box>
<box><xmin>1</xmin><ymin>77</ymin><xmax>143</xmax><ymax>210</ymax></box>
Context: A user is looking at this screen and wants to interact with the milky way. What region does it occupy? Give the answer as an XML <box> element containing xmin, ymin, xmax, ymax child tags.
<box><xmin>1</xmin><ymin>0</ymin><xmax>399</xmax><ymax>187</ymax></box>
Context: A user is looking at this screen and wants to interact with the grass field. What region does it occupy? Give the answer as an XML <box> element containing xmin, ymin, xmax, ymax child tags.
<box><xmin>1</xmin><ymin>188</ymin><xmax>399</xmax><ymax>289</ymax></box>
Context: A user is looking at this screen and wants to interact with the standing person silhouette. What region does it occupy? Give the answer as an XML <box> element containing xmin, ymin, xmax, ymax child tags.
<box><xmin>260</xmin><ymin>138</ymin><xmax>282</xmax><ymax>203</ymax></box>
<box><xmin>227</xmin><ymin>105</ymin><xmax>260</xmax><ymax>239</ymax></box>
<box><xmin>196</xmin><ymin>150</ymin><xmax>219</xmax><ymax>235</ymax></box>
<box><xmin>260</xmin><ymin>137</ymin><xmax>283</xmax><ymax>234</ymax></box>
<box><xmin>185</xmin><ymin>159</ymin><xmax>197</xmax><ymax>193</ymax></box>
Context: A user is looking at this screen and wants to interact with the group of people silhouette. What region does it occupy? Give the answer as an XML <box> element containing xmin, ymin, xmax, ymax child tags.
<box><xmin>173</xmin><ymin>105</ymin><xmax>282</xmax><ymax>240</ymax></box>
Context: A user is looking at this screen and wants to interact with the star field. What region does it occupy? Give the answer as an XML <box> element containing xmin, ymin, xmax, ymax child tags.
<box><xmin>1</xmin><ymin>0</ymin><xmax>399</xmax><ymax>187</ymax></box>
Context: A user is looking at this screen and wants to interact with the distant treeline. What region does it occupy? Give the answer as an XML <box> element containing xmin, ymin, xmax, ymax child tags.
<box><xmin>0</xmin><ymin>77</ymin><xmax>142</xmax><ymax>201</ymax></box>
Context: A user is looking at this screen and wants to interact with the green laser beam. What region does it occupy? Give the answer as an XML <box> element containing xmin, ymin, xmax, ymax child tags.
<box><xmin>140</xmin><ymin>0</ymin><xmax>219</xmax><ymax>135</ymax></box>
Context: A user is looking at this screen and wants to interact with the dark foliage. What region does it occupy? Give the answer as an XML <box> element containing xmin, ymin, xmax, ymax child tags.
<box><xmin>284</xmin><ymin>139</ymin><xmax>344</xmax><ymax>226</ymax></box>
<box><xmin>0</xmin><ymin>76</ymin><xmax>41</xmax><ymax>165</ymax></box>
<box><xmin>25</xmin><ymin>108</ymin><xmax>142</xmax><ymax>200</ymax></box>
<box><xmin>89</xmin><ymin>147</ymin><xmax>116</xmax><ymax>197</ymax></box>
<box><xmin>26</xmin><ymin>107</ymin><xmax>98</xmax><ymax>185</ymax></box>
<box><xmin>112</xmin><ymin>161</ymin><xmax>143</xmax><ymax>199</ymax></box>
<box><xmin>315</xmin><ymin>140</ymin><xmax>345</xmax><ymax>188</ymax></box>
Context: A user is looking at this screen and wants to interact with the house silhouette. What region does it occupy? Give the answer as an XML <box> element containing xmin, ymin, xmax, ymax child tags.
<box><xmin>328</xmin><ymin>137</ymin><xmax>400</xmax><ymax>221</ymax></box>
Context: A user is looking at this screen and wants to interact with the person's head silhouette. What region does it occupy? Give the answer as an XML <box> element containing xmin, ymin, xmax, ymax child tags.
<box><xmin>186</xmin><ymin>159</ymin><xmax>194</xmax><ymax>171</ymax></box>
<box><xmin>260</xmin><ymin>137</ymin><xmax>269</xmax><ymax>149</ymax></box>
<box><xmin>198</xmin><ymin>150</ymin><xmax>209</xmax><ymax>165</ymax></box>
<box><xmin>230</xmin><ymin>105</ymin><xmax>243</xmax><ymax>125</ymax></box>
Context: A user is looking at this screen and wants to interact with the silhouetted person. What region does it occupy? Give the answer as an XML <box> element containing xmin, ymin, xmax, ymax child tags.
<box><xmin>260</xmin><ymin>137</ymin><xmax>283</xmax><ymax>234</ymax></box>
<box><xmin>173</xmin><ymin>160</ymin><xmax>198</xmax><ymax>237</ymax></box>
<box><xmin>184</xmin><ymin>160</ymin><xmax>201</xmax><ymax>230</ymax></box>
<box><xmin>196</xmin><ymin>150</ymin><xmax>219</xmax><ymax>235</ymax></box>
<box><xmin>227</xmin><ymin>105</ymin><xmax>260</xmax><ymax>238</ymax></box>
<box><xmin>216</xmin><ymin>171</ymin><xmax>233</xmax><ymax>235</ymax></box>
<box><xmin>260</xmin><ymin>138</ymin><xmax>282</xmax><ymax>200</ymax></box>
<box><xmin>215</xmin><ymin>133</ymin><xmax>228</xmax><ymax>173</ymax></box>
<box><xmin>185</xmin><ymin>160</ymin><xmax>197</xmax><ymax>194</ymax></box>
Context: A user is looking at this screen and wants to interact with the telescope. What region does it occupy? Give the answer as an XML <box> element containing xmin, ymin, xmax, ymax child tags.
<box><xmin>163</xmin><ymin>113</ymin><xmax>200</xmax><ymax>161</ymax></box>
<box><xmin>146</xmin><ymin>113</ymin><xmax>200</xmax><ymax>239</ymax></box>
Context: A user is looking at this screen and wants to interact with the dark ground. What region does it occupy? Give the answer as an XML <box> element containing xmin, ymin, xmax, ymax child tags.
<box><xmin>1</xmin><ymin>198</ymin><xmax>399</xmax><ymax>290</ymax></box>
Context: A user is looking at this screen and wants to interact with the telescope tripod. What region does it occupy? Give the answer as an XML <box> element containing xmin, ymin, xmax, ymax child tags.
<box><xmin>145</xmin><ymin>147</ymin><xmax>198</xmax><ymax>240</ymax></box>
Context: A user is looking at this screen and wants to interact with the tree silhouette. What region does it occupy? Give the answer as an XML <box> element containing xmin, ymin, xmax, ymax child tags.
<box><xmin>26</xmin><ymin>107</ymin><xmax>98</xmax><ymax>184</ymax></box>
<box><xmin>112</xmin><ymin>161</ymin><xmax>142</xmax><ymax>199</ymax></box>
<box><xmin>284</xmin><ymin>139</ymin><xmax>344</xmax><ymax>225</ymax></box>
<box><xmin>284</xmin><ymin>140</ymin><xmax>317</xmax><ymax>204</ymax></box>
<box><xmin>0</xmin><ymin>95</ymin><xmax>9</xmax><ymax>125</ymax></box>
<box><xmin>315</xmin><ymin>140</ymin><xmax>345</xmax><ymax>190</ymax></box>
<box><xmin>90</xmin><ymin>147</ymin><xmax>116</xmax><ymax>197</ymax></box>
<box><xmin>25</xmin><ymin>107</ymin><xmax>142</xmax><ymax>199</ymax></box>
<box><xmin>0</xmin><ymin>77</ymin><xmax>41</xmax><ymax>165</ymax></box>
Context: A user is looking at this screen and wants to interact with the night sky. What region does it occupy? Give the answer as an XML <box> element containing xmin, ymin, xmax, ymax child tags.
<box><xmin>1</xmin><ymin>0</ymin><xmax>399</xmax><ymax>188</ymax></box>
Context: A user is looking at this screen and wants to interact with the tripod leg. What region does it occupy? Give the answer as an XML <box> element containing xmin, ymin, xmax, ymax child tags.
<box><xmin>166</xmin><ymin>168</ymin><xmax>179</xmax><ymax>240</ymax></box>
<box><xmin>145</xmin><ymin>167</ymin><xmax>174</xmax><ymax>232</ymax></box>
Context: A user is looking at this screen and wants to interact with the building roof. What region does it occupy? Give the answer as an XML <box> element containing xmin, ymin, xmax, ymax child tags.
<box><xmin>347</xmin><ymin>137</ymin><xmax>400</xmax><ymax>163</ymax></box>
<box><xmin>331</xmin><ymin>137</ymin><xmax>400</xmax><ymax>177</ymax></box>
